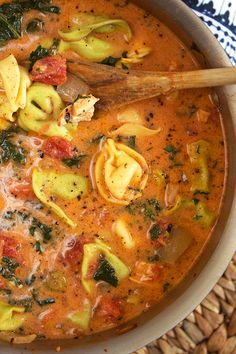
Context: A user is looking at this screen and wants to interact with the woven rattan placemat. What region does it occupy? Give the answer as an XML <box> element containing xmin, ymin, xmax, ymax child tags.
<box><xmin>134</xmin><ymin>253</ymin><xmax>236</xmax><ymax>354</ymax></box>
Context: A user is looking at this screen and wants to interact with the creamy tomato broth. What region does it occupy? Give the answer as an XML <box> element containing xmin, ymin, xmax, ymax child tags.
<box><xmin>0</xmin><ymin>0</ymin><xmax>225</xmax><ymax>342</ymax></box>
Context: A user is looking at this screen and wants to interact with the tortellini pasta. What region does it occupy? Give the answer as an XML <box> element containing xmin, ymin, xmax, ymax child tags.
<box><xmin>59</xmin><ymin>14</ymin><xmax>132</xmax><ymax>42</ymax></box>
<box><xmin>118</xmin><ymin>45</ymin><xmax>151</xmax><ymax>67</ymax></box>
<box><xmin>0</xmin><ymin>301</ymin><xmax>25</xmax><ymax>331</ymax></box>
<box><xmin>69</xmin><ymin>299</ymin><xmax>91</xmax><ymax>330</ymax></box>
<box><xmin>94</xmin><ymin>138</ymin><xmax>149</xmax><ymax>205</ymax></box>
<box><xmin>0</xmin><ymin>55</ymin><xmax>31</xmax><ymax>122</ymax></box>
<box><xmin>113</xmin><ymin>218</ymin><xmax>135</xmax><ymax>249</ymax></box>
<box><xmin>18</xmin><ymin>83</ymin><xmax>72</xmax><ymax>139</ymax></box>
<box><xmin>32</xmin><ymin>168</ymin><xmax>88</xmax><ymax>227</ymax></box>
<box><xmin>187</xmin><ymin>140</ymin><xmax>211</xmax><ymax>194</ymax></box>
<box><xmin>81</xmin><ymin>239</ymin><xmax>129</xmax><ymax>294</ymax></box>
<box><xmin>110</xmin><ymin>123</ymin><xmax>160</xmax><ymax>137</ymax></box>
<box><xmin>58</xmin><ymin>13</ymin><xmax>132</xmax><ymax>61</ymax></box>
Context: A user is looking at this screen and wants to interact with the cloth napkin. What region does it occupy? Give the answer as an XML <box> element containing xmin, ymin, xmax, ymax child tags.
<box><xmin>183</xmin><ymin>0</ymin><xmax>236</xmax><ymax>65</ymax></box>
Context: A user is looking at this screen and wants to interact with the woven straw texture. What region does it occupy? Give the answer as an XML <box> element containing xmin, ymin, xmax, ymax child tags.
<box><xmin>134</xmin><ymin>253</ymin><xmax>236</xmax><ymax>354</ymax></box>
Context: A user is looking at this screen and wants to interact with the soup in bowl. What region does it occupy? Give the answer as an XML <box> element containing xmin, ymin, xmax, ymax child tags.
<box><xmin>0</xmin><ymin>0</ymin><xmax>231</xmax><ymax>349</ymax></box>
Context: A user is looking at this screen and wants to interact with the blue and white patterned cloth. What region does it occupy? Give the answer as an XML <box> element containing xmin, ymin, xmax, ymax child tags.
<box><xmin>183</xmin><ymin>0</ymin><xmax>236</xmax><ymax>65</ymax></box>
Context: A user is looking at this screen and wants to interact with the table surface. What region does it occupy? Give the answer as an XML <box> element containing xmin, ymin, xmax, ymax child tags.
<box><xmin>134</xmin><ymin>1</ymin><xmax>236</xmax><ymax>353</ymax></box>
<box><xmin>183</xmin><ymin>0</ymin><xmax>236</xmax><ymax>65</ymax></box>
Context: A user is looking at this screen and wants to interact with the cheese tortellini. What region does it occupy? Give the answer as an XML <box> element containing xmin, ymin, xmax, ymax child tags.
<box><xmin>18</xmin><ymin>83</ymin><xmax>72</xmax><ymax>139</ymax></box>
<box><xmin>94</xmin><ymin>138</ymin><xmax>149</xmax><ymax>205</ymax></box>
<box><xmin>0</xmin><ymin>301</ymin><xmax>25</xmax><ymax>331</ymax></box>
<box><xmin>0</xmin><ymin>55</ymin><xmax>31</xmax><ymax>122</ymax></box>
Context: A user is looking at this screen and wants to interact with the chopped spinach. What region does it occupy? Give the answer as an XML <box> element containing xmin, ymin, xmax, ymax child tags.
<box><xmin>35</xmin><ymin>241</ymin><xmax>43</xmax><ymax>253</ymax></box>
<box><xmin>127</xmin><ymin>136</ymin><xmax>136</xmax><ymax>150</ymax></box>
<box><xmin>126</xmin><ymin>198</ymin><xmax>161</xmax><ymax>221</ymax></box>
<box><xmin>1</xmin><ymin>256</ymin><xmax>19</xmax><ymax>273</ymax></box>
<box><xmin>164</xmin><ymin>144</ymin><xmax>182</xmax><ymax>167</ymax></box>
<box><xmin>0</xmin><ymin>12</ymin><xmax>21</xmax><ymax>45</ymax></box>
<box><xmin>32</xmin><ymin>289</ymin><xmax>55</xmax><ymax>306</ymax></box>
<box><xmin>101</xmin><ymin>56</ymin><xmax>120</xmax><ymax>66</ymax></box>
<box><xmin>29</xmin><ymin>225</ymin><xmax>36</xmax><ymax>236</ymax></box>
<box><xmin>0</xmin><ymin>129</ymin><xmax>26</xmax><ymax>165</ymax></box>
<box><xmin>100</xmin><ymin>51</ymin><xmax>128</xmax><ymax>67</ymax></box>
<box><xmin>0</xmin><ymin>0</ymin><xmax>60</xmax><ymax>46</ymax></box>
<box><xmin>31</xmin><ymin>217</ymin><xmax>52</xmax><ymax>243</ymax></box>
<box><xmin>26</xmin><ymin>18</ymin><xmax>43</xmax><ymax>33</ymax></box>
<box><xmin>164</xmin><ymin>145</ymin><xmax>177</xmax><ymax>154</ymax></box>
<box><xmin>142</xmin><ymin>199</ymin><xmax>161</xmax><ymax>221</ymax></box>
<box><xmin>29</xmin><ymin>45</ymin><xmax>49</xmax><ymax>69</ymax></box>
<box><xmin>0</xmin><ymin>256</ymin><xmax>22</xmax><ymax>287</ymax></box>
<box><xmin>63</xmin><ymin>154</ymin><xmax>86</xmax><ymax>168</ymax></box>
<box><xmin>149</xmin><ymin>223</ymin><xmax>161</xmax><ymax>240</ymax></box>
<box><xmin>192</xmin><ymin>198</ymin><xmax>200</xmax><ymax>206</ymax></box>
<box><xmin>93</xmin><ymin>257</ymin><xmax>118</xmax><ymax>287</ymax></box>
<box><xmin>9</xmin><ymin>297</ymin><xmax>33</xmax><ymax>312</ymax></box>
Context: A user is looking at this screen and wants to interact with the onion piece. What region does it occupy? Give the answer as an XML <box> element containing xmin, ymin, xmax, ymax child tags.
<box><xmin>57</xmin><ymin>73</ymin><xmax>90</xmax><ymax>103</ymax></box>
<box><xmin>157</xmin><ymin>227</ymin><xmax>193</xmax><ymax>264</ymax></box>
<box><xmin>110</xmin><ymin>123</ymin><xmax>161</xmax><ymax>137</ymax></box>
<box><xmin>164</xmin><ymin>183</ymin><xmax>179</xmax><ymax>207</ymax></box>
<box><xmin>113</xmin><ymin>218</ymin><xmax>135</xmax><ymax>249</ymax></box>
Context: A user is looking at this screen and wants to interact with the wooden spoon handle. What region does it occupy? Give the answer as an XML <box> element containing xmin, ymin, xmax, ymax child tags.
<box><xmin>170</xmin><ymin>68</ymin><xmax>236</xmax><ymax>90</ymax></box>
<box><xmin>68</xmin><ymin>60</ymin><xmax>236</xmax><ymax>108</ymax></box>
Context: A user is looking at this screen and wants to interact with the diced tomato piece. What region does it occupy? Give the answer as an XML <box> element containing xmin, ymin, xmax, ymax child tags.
<box><xmin>132</xmin><ymin>261</ymin><xmax>162</xmax><ymax>282</ymax></box>
<box><xmin>42</xmin><ymin>137</ymin><xmax>74</xmax><ymax>160</ymax></box>
<box><xmin>0</xmin><ymin>278</ymin><xmax>6</xmax><ymax>288</ymax></box>
<box><xmin>30</xmin><ymin>55</ymin><xmax>67</xmax><ymax>86</ymax></box>
<box><xmin>95</xmin><ymin>295</ymin><xmax>123</xmax><ymax>322</ymax></box>
<box><xmin>61</xmin><ymin>236</ymin><xmax>92</xmax><ymax>267</ymax></box>
<box><xmin>10</xmin><ymin>180</ymin><xmax>34</xmax><ymax>199</ymax></box>
<box><xmin>0</xmin><ymin>234</ymin><xmax>20</xmax><ymax>259</ymax></box>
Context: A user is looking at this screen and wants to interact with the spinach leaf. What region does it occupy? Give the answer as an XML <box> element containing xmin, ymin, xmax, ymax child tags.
<box><xmin>0</xmin><ymin>129</ymin><xmax>26</xmax><ymax>165</ymax></box>
<box><xmin>32</xmin><ymin>289</ymin><xmax>55</xmax><ymax>306</ymax></box>
<box><xmin>0</xmin><ymin>12</ymin><xmax>21</xmax><ymax>45</ymax></box>
<box><xmin>0</xmin><ymin>256</ymin><xmax>22</xmax><ymax>287</ymax></box>
<box><xmin>31</xmin><ymin>217</ymin><xmax>52</xmax><ymax>243</ymax></box>
<box><xmin>127</xmin><ymin>136</ymin><xmax>136</xmax><ymax>150</ymax></box>
<box><xmin>9</xmin><ymin>297</ymin><xmax>33</xmax><ymax>312</ymax></box>
<box><xmin>63</xmin><ymin>154</ymin><xmax>86</xmax><ymax>168</ymax></box>
<box><xmin>0</xmin><ymin>0</ymin><xmax>60</xmax><ymax>46</ymax></box>
<box><xmin>126</xmin><ymin>198</ymin><xmax>161</xmax><ymax>221</ymax></box>
<box><xmin>35</xmin><ymin>240</ymin><xmax>43</xmax><ymax>253</ymax></box>
<box><xmin>19</xmin><ymin>0</ymin><xmax>60</xmax><ymax>14</ymax></box>
<box><xmin>101</xmin><ymin>56</ymin><xmax>120</xmax><ymax>67</ymax></box>
<box><xmin>149</xmin><ymin>223</ymin><xmax>161</xmax><ymax>240</ymax></box>
<box><xmin>93</xmin><ymin>257</ymin><xmax>118</xmax><ymax>287</ymax></box>
<box><xmin>29</xmin><ymin>45</ymin><xmax>49</xmax><ymax>69</ymax></box>
<box><xmin>164</xmin><ymin>145</ymin><xmax>177</xmax><ymax>154</ymax></box>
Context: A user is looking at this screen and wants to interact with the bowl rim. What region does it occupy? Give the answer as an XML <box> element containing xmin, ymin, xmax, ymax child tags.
<box><xmin>2</xmin><ymin>1</ymin><xmax>236</xmax><ymax>353</ymax></box>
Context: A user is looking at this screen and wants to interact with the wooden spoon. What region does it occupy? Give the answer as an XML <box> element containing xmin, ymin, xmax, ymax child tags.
<box><xmin>67</xmin><ymin>60</ymin><xmax>236</xmax><ymax>109</ymax></box>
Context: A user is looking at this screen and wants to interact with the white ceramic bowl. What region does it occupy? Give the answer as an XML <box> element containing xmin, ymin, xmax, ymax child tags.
<box><xmin>3</xmin><ymin>1</ymin><xmax>236</xmax><ymax>353</ymax></box>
